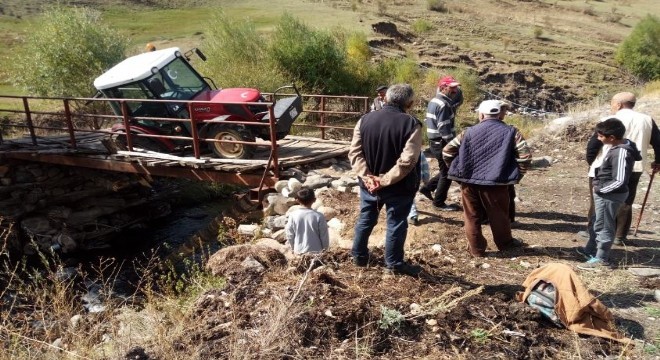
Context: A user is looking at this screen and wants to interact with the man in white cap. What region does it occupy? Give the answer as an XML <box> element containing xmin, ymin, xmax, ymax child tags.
<box><xmin>442</xmin><ymin>100</ymin><xmax>532</xmax><ymax>257</ymax></box>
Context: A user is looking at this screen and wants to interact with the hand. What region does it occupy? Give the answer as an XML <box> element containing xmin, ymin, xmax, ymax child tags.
<box><xmin>363</xmin><ymin>175</ymin><xmax>381</xmax><ymax>193</ymax></box>
<box><xmin>652</xmin><ymin>162</ymin><xmax>660</xmax><ymax>174</ymax></box>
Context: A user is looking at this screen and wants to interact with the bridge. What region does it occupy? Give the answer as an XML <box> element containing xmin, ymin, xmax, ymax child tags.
<box><xmin>0</xmin><ymin>94</ymin><xmax>368</xmax><ymax>198</ymax></box>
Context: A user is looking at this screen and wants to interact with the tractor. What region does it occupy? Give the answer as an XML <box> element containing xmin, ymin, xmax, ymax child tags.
<box><xmin>93</xmin><ymin>47</ymin><xmax>302</xmax><ymax>159</ymax></box>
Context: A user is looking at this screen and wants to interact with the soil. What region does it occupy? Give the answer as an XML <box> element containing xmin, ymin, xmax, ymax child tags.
<box><xmin>164</xmin><ymin>116</ymin><xmax>660</xmax><ymax>359</ymax></box>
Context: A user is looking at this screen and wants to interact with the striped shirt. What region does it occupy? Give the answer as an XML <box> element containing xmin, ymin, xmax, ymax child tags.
<box><xmin>424</xmin><ymin>94</ymin><xmax>456</xmax><ymax>141</ymax></box>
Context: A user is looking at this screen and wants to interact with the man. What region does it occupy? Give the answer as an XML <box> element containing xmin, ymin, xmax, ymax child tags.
<box><xmin>419</xmin><ymin>75</ymin><xmax>463</xmax><ymax>211</ymax></box>
<box><xmin>370</xmin><ymin>85</ymin><xmax>387</xmax><ymax>112</ymax></box>
<box><xmin>584</xmin><ymin>92</ymin><xmax>660</xmax><ymax>245</ymax></box>
<box><xmin>443</xmin><ymin>100</ymin><xmax>532</xmax><ymax>257</ymax></box>
<box><xmin>348</xmin><ymin>83</ymin><xmax>423</xmax><ymax>276</ymax></box>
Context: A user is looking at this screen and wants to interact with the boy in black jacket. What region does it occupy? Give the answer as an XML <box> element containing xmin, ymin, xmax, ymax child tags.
<box><xmin>578</xmin><ymin>118</ymin><xmax>642</xmax><ymax>271</ymax></box>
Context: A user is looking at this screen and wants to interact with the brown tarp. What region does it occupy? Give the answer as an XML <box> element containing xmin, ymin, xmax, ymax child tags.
<box><xmin>516</xmin><ymin>263</ymin><xmax>633</xmax><ymax>344</ymax></box>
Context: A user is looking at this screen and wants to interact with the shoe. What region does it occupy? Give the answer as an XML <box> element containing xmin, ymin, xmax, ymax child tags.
<box><xmin>507</xmin><ymin>238</ymin><xmax>525</xmax><ymax>249</ymax></box>
<box><xmin>577</xmin><ymin>231</ymin><xmax>589</xmax><ymax>240</ymax></box>
<box><xmin>384</xmin><ymin>262</ymin><xmax>423</xmax><ymax>276</ymax></box>
<box><xmin>575</xmin><ymin>247</ymin><xmax>592</xmax><ymax>260</ymax></box>
<box><xmin>613</xmin><ymin>238</ymin><xmax>626</xmax><ymax>246</ymax></box>
<box><xmin>353</xmin><ymin>256</ymin><xmax>368</xmax><ymax>267</ymax></box>
<box><xmin>419</xmin><ymin>188</ymin><xmax>433</xmax><ymax>201</ymax></box>
<box><xmin>408</xmin><ymin>216</ymin><xmax>419</xmax><ymax>226</ymax></box>
<box><xmin>434</xmin><ymin>203</ymin><xmax>460</xmax><ymax>212</ymax></box>
<box><xmin>577</xmin><ymin>257</ymin><xmax>610</xmax><ymax>271</ymax></box>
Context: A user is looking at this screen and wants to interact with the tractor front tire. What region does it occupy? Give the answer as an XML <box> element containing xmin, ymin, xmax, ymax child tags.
<box><xmin>208</xmin><ymin>126</ymin><xmax>255</xmax><ymax>159</ymax></box>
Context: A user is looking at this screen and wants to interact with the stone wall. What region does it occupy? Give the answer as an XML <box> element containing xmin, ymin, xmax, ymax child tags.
<box><xmin>0</xmin><ymin>160</ymin><xmax>171</xmax><ymax>255</ymax></box>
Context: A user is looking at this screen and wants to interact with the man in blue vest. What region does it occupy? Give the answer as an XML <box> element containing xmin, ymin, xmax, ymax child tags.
<box><xmin>348</xmin><ymin>83</ymin><xmax>423</xmax><ymax>276</ymax></box>
<box><xmin>443</xmin><ymin>100</ymin><xmax>532</xmax><ymax>257</ymax></box>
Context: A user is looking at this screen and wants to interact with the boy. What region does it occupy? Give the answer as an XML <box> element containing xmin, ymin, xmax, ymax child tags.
<box><xmin>285</xmin><ymin>187</ymin><xmax>330</xmax><ymax>254</ymax></box>
<box><xmin>577</xmin><ymin>118</ymin><xmax>641</xmax><ymax>270</ymax></box>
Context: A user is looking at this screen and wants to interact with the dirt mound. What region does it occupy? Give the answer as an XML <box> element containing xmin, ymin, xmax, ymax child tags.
<box><xmin>205</xmin><ymin>244</ymin><xmax>286</xmax><ymax>278</ymax></box>
<box><xmin>371</xmin><ymin>21</ymin><xmax>410</xmax><ymax>42</ymax></box>
<box><xmin>179</xmin><ymin>248</ymin><xmax>626</xmax><ymax>358</ymax></box>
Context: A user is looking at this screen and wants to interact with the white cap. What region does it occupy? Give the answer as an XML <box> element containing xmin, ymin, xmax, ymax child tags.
<box><xmin>477</xmin><ymin>100</ymin><xmax>505</xmax><ymax>115</ymax></box>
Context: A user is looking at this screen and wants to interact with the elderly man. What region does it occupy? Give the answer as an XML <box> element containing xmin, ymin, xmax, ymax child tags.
<box><xmin>584</xmin><ymin>92</ymin><xmax>660</xmax><ymax>245</ymax></box>
<box><xmin>370</xmin><ymin>85</ymin><xmax>388</xmax><ymax>112</ymax></box>
<box><xmin>348</xmin><ymin>83</ymin><xmax>423</xmax><ymax>276</ymax></box>
<box><xmin>420</xmin><ymin>75</ymin><xmax>463</xmax><ymax>211</ymax></box>
<box><xmin>443</xmin><ymin>100</ymin><xmax>532</xmax><ymax>257</ymax></box>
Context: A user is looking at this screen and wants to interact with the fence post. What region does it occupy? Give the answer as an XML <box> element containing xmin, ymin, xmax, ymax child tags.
<box><xmin>120</xmin><ymin>101</ymin><xmax>133</xmax><ymax>151</ymax></box>
<box><xmin>22</xmin><ymin>97</ymin><xmax>37</xmax><ymax>145</ymax></box>
<box><xmin>62</xmin><ymin>99</ymin><xmax>77</xmax><ymax>149</ymax></box>
<box><xmin>189</xmin><ymin>102</ymin><xmax>201</xmax><ymax>159</ymax></box>
<box><xmin>320</xmin><ymin>96</ymin><xmax>326</xmax><ymax>140</ymax></box>
<box><xmin>267</xmin><ymin>104</ymin><xmax>279</xmax><ymax>180</ymax></box>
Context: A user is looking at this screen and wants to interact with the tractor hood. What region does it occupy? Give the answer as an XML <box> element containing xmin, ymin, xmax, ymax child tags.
<box><xmin>207</xmin><ymin>88</ymin><xmax>262</xmax><ymax>103</ymax></box>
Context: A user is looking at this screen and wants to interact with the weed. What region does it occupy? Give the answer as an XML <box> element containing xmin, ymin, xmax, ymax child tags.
<box><xmin>379</xmin><ymin>305</ymin><xmax>405</xmax><ymax>330</ymax></box>
<box><xmin>427</xmin><ymin>0</ymin><xmax>449</xmax><ymax>13</ymax></box>
<box><xmin>645</xmin><ymin>306</ymin><xmax>660</xmax><ymax>318</ymax></box>
<box><xmin>533</xmin><ymin>26</ymin><xmax>544</xmax><ymax>39</ymax></box>
<box><xmin>412</xmin><ymin>19</ymin><xmax>434</xmax><ymax>35</ymax></box>
<box><xmin>642</xmin><ymin>80</ymin><xmax>660</xmax><ymax>96</ymax></box>
<box><xmin>583</xmin><ymin>6</ymin><xmax>596</xmax><ymax>16</ymax></box>
<box><xmin>471</xmin><ymin>328</ymin><xmax>490</xmax><ymax>343</ymax></box>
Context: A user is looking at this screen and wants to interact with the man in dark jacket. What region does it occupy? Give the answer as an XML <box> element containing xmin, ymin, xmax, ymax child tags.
<box><xmin>348</xmin><ymin>83</ymin><xmax>423</xmax><ymax>276</ymax></box>
<box><xmin>420</xmin><ymin>75</ymin><xmax>463</xmax><ymax>211</ymax></box>
<box><xmin>443</xmin><ymin>100</ymin><xmax>532</xmax><ymax>257</ymax></box>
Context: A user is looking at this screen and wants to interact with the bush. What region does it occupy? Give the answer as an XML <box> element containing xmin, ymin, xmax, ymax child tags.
<box><xmin>412</xmin><ymin>19</ymin><xmax>434</xmax><ymax>35</ymax></box>
<box><xmin>427</xmin><ymin>0</ymin><xmax>449</xmax><ymax>12</ymax></box>
<box><xmin>269</xmin><ymin>14</ymin><xmax>347</xmax><ymax>93</ymax></box>
<box><xmin>533</xmin><ymin>26</ymin><xmax>544</xmax><ymax>39</ymax></box>
<box><xmin>10</xmin><ymin>6</ymin><xmax>128</xmax><ymax>98</ymax></box>
<box><xmin>615</xmin><ymin>15</ymin><xmax>660</xmax><ymax>81</ymax></box>
<box><xmin>199</xmin><ymin>11</ymin><xmax>285</xmax><ymax>92</ymax></box>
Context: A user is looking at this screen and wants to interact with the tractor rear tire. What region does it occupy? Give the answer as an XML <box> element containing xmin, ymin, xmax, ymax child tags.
<box><xmin>208</xmin><ymin>126</ymin><xmax>255</xmax><ymax>159</ymax></box>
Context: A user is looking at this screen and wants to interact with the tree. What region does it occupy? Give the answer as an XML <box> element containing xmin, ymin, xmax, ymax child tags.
<box><xmin>615</xmin><ymin>15</ymin><xmax>660</xmax><ymax>81</ymax></box>
<box><xmin>11</xmin><ymin>6</ymin><xmax>128</xmax><ymax>98</ymax></box>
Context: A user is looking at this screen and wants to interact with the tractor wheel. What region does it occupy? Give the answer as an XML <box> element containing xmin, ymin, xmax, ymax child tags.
<box><xmin>208</xmin><ymin>126</ymin><xmax>255</xmax><ymax>159</ymax></box>
<box><xmin>114</xmin><ymin>133</ymin><xmax>169</xmax><ymax>153</ymax></box>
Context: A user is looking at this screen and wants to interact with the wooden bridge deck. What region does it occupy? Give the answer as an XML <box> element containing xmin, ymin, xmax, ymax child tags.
<box><xmin>0</xmin><ymin>133</ymin><xmax>350</xmax><ymax>186</ymax></box>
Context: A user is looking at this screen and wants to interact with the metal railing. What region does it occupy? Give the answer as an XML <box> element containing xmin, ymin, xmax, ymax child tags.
<box><xmin>0</xmin><ymin>93</ymin><xmax>369</xmax><ymax>190</ymax></box>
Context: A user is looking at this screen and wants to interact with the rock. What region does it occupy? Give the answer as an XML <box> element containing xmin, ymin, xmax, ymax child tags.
<box><xmin>409</xmin><ymin>303</ymin><xmax>421</xmax><ymax>314</ymax></box>
<box><xmin>327</xmin><ymin>218</ymin><xmax>345</xmax><ymax>232</ymax></box>
<box><xmin>655</xmin><ymin>290</ymin><xmax>660</xmax><ymax>302</ymax></box>
<box><xmin>331</xmin><ymin>180</ymin><xmax>343</xmax><ymax>189</ymax></box>
<box><xmin>303</xmin><ymin>175</ymin><xmax>334</xmax><ymax>190</ymax></box>
<box><xmin>432</xmin><ymin>244</ymin><xmax>443</xmax><ymax>253</ymax></box>
<box><xmin>426</xmin><ymin>319</ymin><xmax>438</xmax><ymax>326</ymax></box>
<box><xmin>628</xmin><ymin>267</ymin><xmax>660</xmax><ymax>277</ymax></box>
<box><xmin>56</xmin><ymin>233</ymin><xmax>77</xmax><ymax>253</ymax></box>
<box><xmin>52</xmin><ymin>338</ymin><xmax>63</xmax><ymax>349</ymax></box>
<box><xmin>255</xmin><ymin>238</ymin><xmax>289</xmax><ymax>255</ymax></box>
<box><xmin>274</xmin><ymin>180</ymin><xmax>289</xmax><ymax>193</ymax></box>
<box><xmin>531</xmin><ymin>156</ymin><xmax>553</xmax><ymax>168</ymax></box>
<box><xmin>480</xmin><ymin>263</ymin><xmax>491</xmax><ymax>269</ymax></box>
<box><xmin>519</xmin><ymin>260</ymin><xmax>531</xmax><ymax>269</ymax></box>
<box><xmin>330</xmin><ymin>164</ymin><xmax>345</xmax><ymax>172</ymax></box>
<box><xmin>317</xmin><ymin>206</ymin><xmax>338</xmax><ymax>221</ymax></box>
<box><xmin>288</xmin><ymin>178</ymin><xmax>303</xmax><ymax>193</ymax></box>
<box><xmin>241</xmin><ymin>256</ymin><xmax>266</xmax><ymax>272</ymax></box>
<box><xmin>351</xmin><ymin>186</ymin><xmax>360</xmax><ymax>194</ymax></box>
<box><xmin>237</xmin><ymin>224</ymin><xmax>259</xmax><ymax>236</ymax></box>
<box><xmin>337</xmin><ymin>186</ymin><xmax>351</xmax><ymax>193</ymax></box>
<box><xmin>261</xmin><ymin>228</ymin><xmax>273</xmax><ymax>237</ymax></box>
<box><xmin>311</xmin><ymin>200</ymin><xmax>322</xmax><ymax>210</ymax></box>
<box><xmin>21</xmin><ymin>216</ymin><xmax>51</xmax><ymax>234</ymax></box>
<box><xmin>632</xmin><ymin>204</ymin><xmax>642</xmax><ymax>210</ymax></box>
<box><xmin>281</xmin><ymin>188</ymin><xmax>291</xmax><ymax>198</ymax></box>
<box><xmin>273</xmin><ymin>229</ymin><xmax>286</xmax><ymax>243</ymax></box>
<box><xmin>339</xmin><ymin>176</ymin><xmax>358</xmax><ymax>187</ymax></box>
<box><xmin>70</xmin><ymin>315</ymin><xmax>83</xmax><ymax>329</ymax></box>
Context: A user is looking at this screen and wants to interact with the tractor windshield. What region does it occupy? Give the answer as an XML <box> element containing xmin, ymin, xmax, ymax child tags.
<box><xmin>101</xmin><ymin>56</ymin><xmax>211</xmax><ymax>119</ymax></box>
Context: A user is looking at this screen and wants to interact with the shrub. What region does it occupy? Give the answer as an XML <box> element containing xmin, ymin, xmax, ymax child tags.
<box><xmin>412</xmin><ymin>19</ymin><xmax>434</xmax><ymax>35</ymax></box>
<box><xmin>269</xmin><ymin>14</ymin><xmax>347</xmax><ymax>93</ymax></box>
<box><xmin>615</xmin><ymin>15</ymin><xmax>660</xmax><ymax>81</ymax></box>
<box><xmin>533</xmin><ymin>26</ymin><xmax>544</xmax><ymax>39</ymax></box>
<box><xmin>199</xmin><ymin>11</ymin><xmax>285</xmax><ymax>91</ymax></box>
<box><xmin>10</xmin><ymin>6</ymin><xmax>128</xmax><ymax>98</ymax></box>
<box><xmin>427</xmin><ymin>0</ymin><xmax>449</xmax><ymax>12</ymax></box>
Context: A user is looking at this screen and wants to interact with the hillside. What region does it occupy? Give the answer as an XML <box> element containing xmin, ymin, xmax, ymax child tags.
<box><xmin>0</xmin><ymin>0</ymin><xmax>658</xmax><ymax>110</ymax></box>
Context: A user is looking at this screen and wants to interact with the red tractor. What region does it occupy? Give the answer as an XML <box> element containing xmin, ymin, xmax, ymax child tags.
<box><xmin>93</xmin><ymin>47</ymin><xmax>302</xmax><ymax>159</ymax></box>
